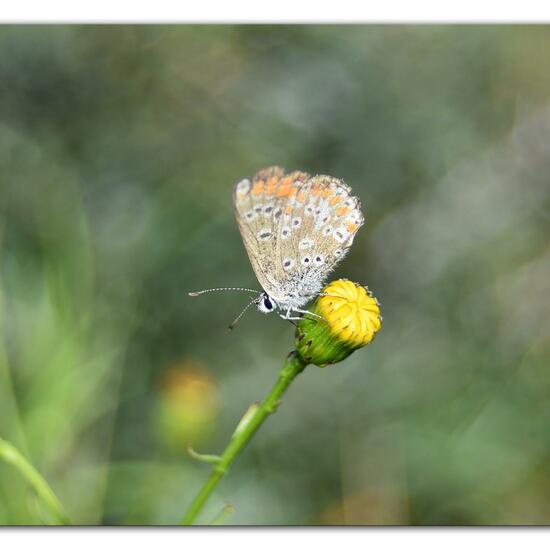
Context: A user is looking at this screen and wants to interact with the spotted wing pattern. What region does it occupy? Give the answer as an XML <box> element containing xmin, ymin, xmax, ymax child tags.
<box><xmin>274</xmin><ymin>174</ymin><xmax>364</xmax><ymax>305</ymax></box>
<box><xmin>233</xmin><ymin>166</ymin><xmax>307</xmax><ymax>299</ymax></box>
<box><xmin>233</xmin><ymin>166</ymin><xmax>364</xmax><ymax>306</ymax></box>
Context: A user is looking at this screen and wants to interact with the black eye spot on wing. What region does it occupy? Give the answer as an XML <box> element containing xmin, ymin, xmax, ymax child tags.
<box><xmin>259</xmin><ymin>230</ymin><xmax>272</xmax><ymax>241</ymax></box>
<box><xmin>282</xmin><ymin>257</ymin><xmax>295</xmax><ymax>271</ymax></box>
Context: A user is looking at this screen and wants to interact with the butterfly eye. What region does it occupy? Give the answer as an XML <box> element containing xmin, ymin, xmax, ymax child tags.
<box><xmin>257</xmin><ymin>293</ymin><xmax>276</xmax><ymax>314</ymax></box>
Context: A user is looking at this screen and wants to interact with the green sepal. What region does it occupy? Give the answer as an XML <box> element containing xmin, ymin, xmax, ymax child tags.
<box><xmin>295</xmin><ymin>315</ymin><xmax>357</xmax><ymax>367</ymax></box>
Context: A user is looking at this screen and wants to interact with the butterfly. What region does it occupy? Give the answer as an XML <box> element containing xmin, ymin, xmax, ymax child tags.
<box><xmin>190</xmin><ymin>166</ymin><xmax>364</xmax><ymax>328</ymax></box>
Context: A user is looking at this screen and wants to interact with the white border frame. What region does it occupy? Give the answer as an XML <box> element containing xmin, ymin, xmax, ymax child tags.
<box><xmin>1</xmin><ymin>1</ymin><xmax>550</xmax><ymax>23</ymax></box>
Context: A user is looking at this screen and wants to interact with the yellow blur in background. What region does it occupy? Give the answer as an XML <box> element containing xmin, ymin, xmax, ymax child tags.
<box><xmin>155</xmin><ymin>361</ymin><xmax>220</xmax><ymax>452</ymax></box>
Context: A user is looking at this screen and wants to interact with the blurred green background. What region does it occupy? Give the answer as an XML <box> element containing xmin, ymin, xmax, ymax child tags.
<box><xmin>0</xmin><ymin>25</ymin><xmax>550</xmax><ymax>525</ymax></box>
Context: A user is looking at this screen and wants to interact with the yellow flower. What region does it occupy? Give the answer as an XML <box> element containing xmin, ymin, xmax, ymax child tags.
<box><xmin>295</xmin><ymin>279</ymin><xmax>382</xmax><ymax>367</ymax></box>
<box><xmin>317</xmin><ymin>279</ymin><xmax>382</xmax><ymax>347</ymax></box>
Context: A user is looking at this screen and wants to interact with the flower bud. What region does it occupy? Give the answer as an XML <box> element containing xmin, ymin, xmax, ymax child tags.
<box><xmin>295</xmin><ymin>279</ymin><xmax>382</xmax><ymax>367</ymax></box>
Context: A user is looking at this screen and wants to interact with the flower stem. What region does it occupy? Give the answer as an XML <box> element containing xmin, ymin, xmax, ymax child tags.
<box><xmin>0</xmin><ymin>437</ymin><xmax>70</xmax><ymax>525</ymax></box>
<box><xmin>181</xmin><ymin>350</ymin><xmax>308</xmax><ymax>525</ymax></box>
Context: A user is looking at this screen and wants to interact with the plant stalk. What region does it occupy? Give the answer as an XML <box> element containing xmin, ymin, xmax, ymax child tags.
<box><xmin>0</xmin><ymin>437</ymin><xmax>70</xmax><ymax>525</ymax></box>
<box><xmin>181</xmin><ymin>350</ymin><xmax>308</xmax><ymax>525</ymax></box>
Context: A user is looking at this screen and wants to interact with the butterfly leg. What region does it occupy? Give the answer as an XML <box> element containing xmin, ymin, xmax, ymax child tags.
<box><xmin>279</xmin><ymin>307</ymin><xmax>322</xmax><ymax>322</ymax></box>
<box><xmin>292</xmin><ymin>308</ymin><xmax>324</xmax><ymax>321</ymax></box>
<box><xmin>280</xmin><ymin>307</ymin><xmax>296</xmax><ymax>320</ymax></box>
<box><xmin>279</xmin><ymin>307</ymin><xmax>303</xmax><ymax>322</ymax></box>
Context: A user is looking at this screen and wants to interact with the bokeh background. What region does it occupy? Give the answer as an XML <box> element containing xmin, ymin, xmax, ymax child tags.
<box><xmin>0</xmin><ymin>25</ymin><xmax>550</xmax><ymax>525</ymax></box>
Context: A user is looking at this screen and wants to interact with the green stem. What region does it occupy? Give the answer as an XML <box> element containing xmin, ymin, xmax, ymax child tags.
<box><xmin>0</xmin><ymin>438</ymin><xmax>70</xmax><ymax>525</ymax></box>
<box><xmin>181</xmin><ymin>350</ymin><xmax>308</xmax><ymax>525</ymax></box>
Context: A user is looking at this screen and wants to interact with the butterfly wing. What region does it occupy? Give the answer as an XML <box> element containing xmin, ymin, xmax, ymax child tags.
<box><xmin>234</xmin><ymin>167</ymin><xmax>364</xmax><ymax>306</ymax></box>
<box><xmin>274</xmin><ymin>174</ymin><xmax>364</xmax><ymax>305</ymax></box>
<box><xmin>233</xmin><ymin>166</ymin><xmax>310</xmax><ymax>301</ymax></box>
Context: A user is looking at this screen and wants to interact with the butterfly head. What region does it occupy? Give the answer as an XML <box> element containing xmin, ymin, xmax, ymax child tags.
<box><xmin>257</xmin><ymin>292</ymin><xmax>278</xmax><ymax>314</ymax></box>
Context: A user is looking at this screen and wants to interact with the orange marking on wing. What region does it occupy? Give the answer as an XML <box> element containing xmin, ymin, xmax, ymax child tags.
<box><xmin>330</xmin><ymin>196</ymin><xmax>343</xmax><ymax>205</ymax></box>
<box><xmin>277</xmin><ymin>184</ymin><xmax>292</xmax><ymax>197</ymax></box>
<box><xmin>311</xmin><ymin>185</ymin><xmax>322</xmax><ymax>196</ymax></box>
<box><xmin>281</xmin><ymin>176</ymin><xmax>294</xmax><ymax>186</ymax></box>
<box><xmin>297</xmin><ymin>191</ymin><xmax>308</xmax><ymax>203</ymax></box>
<box><xmin>284</xmin><ymin>205</ymin><xmax>293</xmax><ymax>214</ymax></box>
<box><xmin>346</xmin><ymin>222</ymin><xmax>359</xmax><ymax>233</ymax></box>
<box><xmin>266</xmin><ymin>177</ymin><xmax>279</xmax><ymax>195</ymax></box>
<box><xmin>322</xmin><ymin>188</ymin><xmax>334</xmax><ymax>198</ymax></box>
<box><xmin>252</xmin><ymin>181</ymin><xmax>265</xmax><ymax>195</ymax></box>
<box><xmin>337</xmin><ymin>206</ymin><xmax>351</xmax><ymax>216</ymax></box>
<box><xmin>287</xmin><ymin>187</ymin><xmax>298</xmax><ymax>197</ymax></box>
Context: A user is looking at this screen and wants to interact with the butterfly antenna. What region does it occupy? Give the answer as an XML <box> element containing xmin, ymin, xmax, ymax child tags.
<box><xmin>188</xmin><ymin>287</ymin><xmax>261</xmax><ymax>297</ymax></box>
<box><xmin>228</xmin><ymin>296</ymin><xmax>259</xmax><ymax>331</ymax></box>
